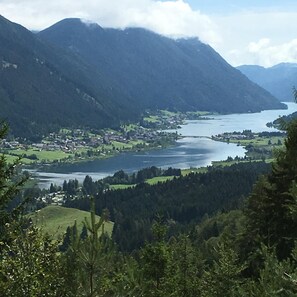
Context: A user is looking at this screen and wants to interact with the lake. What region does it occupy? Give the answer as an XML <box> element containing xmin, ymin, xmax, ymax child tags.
<box><xmin>32</xmin><ymin>102</ymin><xmax>297</xmax><ymax>188</ymax></box>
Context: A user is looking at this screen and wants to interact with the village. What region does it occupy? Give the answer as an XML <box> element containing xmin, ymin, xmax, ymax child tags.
<box><xmin>211</xmin><ymin>129</ymin><xmax>255</xmax><ymax>143</ymax></box>
<box><xmin>0</xmin><ymin>111</ymin><xmax>184</xmax><ymax>166</ymax></box>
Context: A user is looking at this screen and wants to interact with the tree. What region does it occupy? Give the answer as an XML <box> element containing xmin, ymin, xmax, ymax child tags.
<box><xmin>82</xmin><ymin>175</ymin><xmax>97</xmax><ymax>196</ymax></box>
<box><xmin>0</xmin><ymin>122</ymin><xmax>28</xmax><ymax>243</ymax></box>
<box><xmin>64</xmin><ymin>197</ymin><xmax>112</xmax><ymax>296</ymax></box>
<box><xmin>49</xmin><ymin>183</ymin><xmax>56</xmax><ymax>193</ymax></box>
<box><xmin>0</xmin><ymin>223</ymin><xmax>68</xmax><ymax>297</ymax></box>
<box><xmin>140</xmin><ymin>222</ymin><xmax>169</xmax><ymax>297</ymax></box>
<box><xmin>244</xmin><ymin>90</ymin><xmax>297</xmax><ymax>262</ymax></box>
<box><xmin>164</xmin><ymin>235</ymin><xmax>202</xmax><ymax>297</ymax></box>
<box><xmin>200</xmin><ymin>242</ymin><xmax>247</xmax><ymax>297</ymax></box>
<box><xmin>249</xmin><ymin>245</ymin><xmax>297</xmax><ymax>296</ymax></box>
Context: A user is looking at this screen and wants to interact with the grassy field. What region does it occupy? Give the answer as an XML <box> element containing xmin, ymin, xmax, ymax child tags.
<box><xmin>231</xmin><ymin>136</ymin><xmax>284</xmax><ymax>147</ymax></box>
<box><xmin>2</xmin><ymin>154</ymin><xmax>19</xmax><ymax>164</ymax></box>
<box><xmin>2</xmin><ymin>138</ymin><xmax>148</xmax><ymax>165</ymax></box>
<box><xmin>110</xmin><ymin>140</ymin><xmax>145</xmax><ymax>150</ymax></box>
<box><xmin>181</xmin><ymin>167</ymin><xmax>208</xmax><ymax>175</ymax></box>
<box><xmin>6</xmin><ymin>148</ymin><xmax>71</xmax><ymax>164</ymax></box>
<box><xmin>143</xmin><ymin>115</ymin><xmax>160</xmax><ymax>123</ymax></box>
<box><xmin>122</xmin><ymin>124</ymin><xmax>138</xmax><ymax>132</ymax></box>
<box><xmin>109</xmin><ymin>184</ymin><xmax>136</xmax><ymax>190</ymax></box>
<box><xmin>29</xmin><ymin>205</ymin><xmax>114</xmax><ymax>240</ymax></box>
<box><xmin>145</xmin><ymin>175</ymin><xmax>175</xmax><ymax>185</ymax></box>
<box><xmin>187</xmin><ymin>111</ymin><xmax>214</xmax><ymax>117</ymax></box>
<box><xmin>109</xmin><ymin>168</ymin><xmax>211</xmax><ymax>189</ymax></box>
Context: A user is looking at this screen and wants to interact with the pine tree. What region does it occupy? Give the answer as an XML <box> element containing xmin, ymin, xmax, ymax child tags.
<box><xmin>244</xmin><ymin>90</ymin><xmax>297</xmax><ymax>262</ymax></box>
<box><xmin>65</xmin><ymin>196</ymin><xmax>112</xmax><ymax>296</ymax></box>
<box><xmin>200</xmin><ymin>242</ymin><xmax>247</xmax><ymax>297</ymax></box>
<box><xmin>0</xmin><ymin>122</ymin><xmax>28</xmax><ymax>244</ymax></box>
<box><xmin>245</xmin><ymin>245</ymin><xmax>297</xmax><ymax>296</ymax></box>
<box><xmin>164</xmin><ymin>235</ymin><xmax>202</xmax><ymax>297</ymax></box>
<box><xmin>245</xmin><ymin>124</ymin><xmax>297</xmax><ymax>259</ymax></box>
<box><xmin>140</xmin><ymin>222</ymin><xmax>169</xmax><ymax>297</ymax></box>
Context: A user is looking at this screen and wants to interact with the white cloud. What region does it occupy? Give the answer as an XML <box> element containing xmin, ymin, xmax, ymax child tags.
<box><xmin>248</xmin><ymin>38</ymin><xmax>271</xmax><ymax>53</ymax></box>
<box><xmin>0</xmin><ymin>1</ymin><xmax>296</xmax><ymax>66</ymax></box>
<box><xmin>246</xmin><ymin>39</ymin><xmax>297</xmax><ymax>67</ymax></box>
<box><xmin>214</xmin><ymin>11</ymin><xmax>297</xmax><ymax>66</ymax></box>
<box><xmin>0</xmin><ymin>0</ymin><xmax>220</xmax><ymax>46</ymax></box>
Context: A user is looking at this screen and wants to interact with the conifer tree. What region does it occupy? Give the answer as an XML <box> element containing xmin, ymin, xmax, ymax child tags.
<box><xmin>200</xmin><ymin>242</ymin><xmax>246</xmax><ymax>297</ymax></box>
<box><xmin>140</xmin><ymin>222</ymin><xmax>169</xmax><ymax>297</ymax></box>
<box><xmin>244</xmin><ymin>89</ymin><xmax>297</xmax><ymax>262</ymax></box>
<box><xmin>164</xmin><ymin>234</ymin><xmax>202</xmax><ymax>297</ymax></box>
<box><xmin>65</xmin><ymin>196</ymin><xmax>112</xmax><ymax>296</ymax></box>
<box><xmin>0</xmin><ymin>122</ymin><xmax>28</xmax><ymax>244</ymax></box>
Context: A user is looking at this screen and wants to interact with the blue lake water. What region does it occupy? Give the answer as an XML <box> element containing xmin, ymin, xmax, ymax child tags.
<box><xmin>32</xmin><ymin>102</ymin><xmax>297</xmax><ymax>188</ymax></box>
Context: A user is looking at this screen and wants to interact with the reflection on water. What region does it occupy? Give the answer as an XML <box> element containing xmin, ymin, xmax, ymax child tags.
<box><xmin>31</xmin><ymin>102</ymin><xmax>297</xmax><ymax>188</ymax></box>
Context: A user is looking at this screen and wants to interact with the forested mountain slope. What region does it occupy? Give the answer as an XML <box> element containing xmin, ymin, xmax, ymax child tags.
<box><xmin>0</xmin><ymin>15</ymin><xmax>135</xmax><ymax>139</ymax></box>
<box><xmin>39</xmin><ymin>18</ymin><xmax>284</xmax><ymax>114</ymax></box>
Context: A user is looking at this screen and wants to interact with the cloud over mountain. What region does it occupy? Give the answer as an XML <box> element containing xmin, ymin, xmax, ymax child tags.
<box><xmin>1</xmin><ymin>1</ymin><xmax>296</xmax><ymax>66</ymax></box>
<box><xmin>0</xmin><ymin>0</ymin><xmax>219</xmax><ymax>46</ymax></box>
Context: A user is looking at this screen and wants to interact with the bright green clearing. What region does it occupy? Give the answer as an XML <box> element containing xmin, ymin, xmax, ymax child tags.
<box><xmin>29</xmin><ymin>205</ymin><xmax>113</xmax><ymax>240</ymax></box>
<box><xmin>6</xmin><ymin>148</ymin><xmax>71</xmax><ymax>164</ymax></box>
<box><xmin>228</xmin><ymin>136</ymin><xmax>284</xmax><ymax>147</ymax></box>
<box><xmin>212</xmin><ymin>160</ymin><xmax>249</xmax><ymax>167</ymax></box>
<box><xmin>2</xmin><ymin>154</ymin><xmax>19</xmax><ymax>164</ymax></box>
<box><xmin>181</xmin><ymin>167</ymin><xmax>208</xmax><ymax>175</ymax></box>
<box><xmin>145</xmin><ymin>176</ymin><xmax>175</xmax><ymax>185</ymax></box>
<box><xmin>109</xmin><ymin>184</ymin><xmax>136</xmax><ymax>190</ymax></box>
<box><xmin>122</xmin><ymin>124</ymin><xmax>138</xmax><ymax>132</ymax></box>
<box><xmin>143</xmin><ymin>115</ymin><xmax>160</xmax><ymax>123</ymax></box>
<box><xmin>109</xmin><ymin>176</ymin><xmax>178</xmax><ymax>188</ymax></box>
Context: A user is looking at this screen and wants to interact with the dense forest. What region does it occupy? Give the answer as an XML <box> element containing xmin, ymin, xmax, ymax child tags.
<box><xmin>1</xmin><ymin>98</ymin><xmax>297</xmax><ymax>295</ymax></box>
<box><xmin>64</xmin><ymin>162</ymin><xmax>271</xmax><ymax>251</ymax></box>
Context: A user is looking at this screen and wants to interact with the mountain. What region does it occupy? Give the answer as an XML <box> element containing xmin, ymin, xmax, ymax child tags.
<box><xmin>38</xmin><ymin>18</ymin><xmax>284</xmax><ymax>113</ymax></box>
<box><xmin>0</xmin><ymin>16</ymin><xmax>285</xmax><ymax>138</ymax></box>
<box><xmin>0</xmin><ymin>15</ymin><xmax>135</xmax><ymax>139</ymax></box>
<box><xmin>237</xmin><ymin>63</ymin><xmax>297</xmax><ymax>102</ymax></box>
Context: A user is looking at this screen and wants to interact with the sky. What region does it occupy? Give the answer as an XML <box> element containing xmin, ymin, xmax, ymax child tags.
<box><xmin>0</xmin><ymin>0</ymin><xmax>297</xmax><ymax>67</ymax></box>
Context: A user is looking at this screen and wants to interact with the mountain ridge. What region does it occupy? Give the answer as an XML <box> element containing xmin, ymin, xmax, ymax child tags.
<box><xmin>39</xmin><ymin>18</ymin><xmax>284</xmax><ymax>113</ymax></box>
<box><xmin>0</xmin><ymin>15</ymin><xmax>138</xmax><ymax>139</ymax></box>
<box><xmin>237</xmin><ymin>63</ymin><xmax>297</xmax><ymax>102</ymax></box>
<box><xmin>0</xmin><ymin>15</ymin><xmax>285</xmax><ymax>138</ymax></box>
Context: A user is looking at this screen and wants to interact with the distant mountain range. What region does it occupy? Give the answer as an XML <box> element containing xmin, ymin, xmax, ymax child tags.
<box><xmin>237</xmin><ymin>63</ymin><xmax>297</xmax><ymax>102</ymax></box>
<box><xmin>0</xmin><ymin>16</ymin><xmax>285</xmax><ymax>138</ymax></box>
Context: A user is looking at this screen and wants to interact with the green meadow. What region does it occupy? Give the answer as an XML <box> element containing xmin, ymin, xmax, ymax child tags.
<box><xmin>29</xmin><ymin>205</ymin><xmax>113</xmax><ymax>240</ymax></box>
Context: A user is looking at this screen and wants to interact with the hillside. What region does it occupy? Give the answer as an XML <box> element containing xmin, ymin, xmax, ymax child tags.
<box><xmin>237</xmin><ymin>63</ymin><xmax>297</xmax><ymax>101</ymax></box>
<box><xmin>0</xmin><ymin>15</ymin><xmax>135</xmax><ymax>139</ymax></box>
<box><xmin>38</xmin><ymin>18</ymin><xmax>284</xmax><ymax>113</ymax></box>
<box><xmin>65</xmin><ymin>161</ymin><xmax>272</xmax><ymax>251</ymax></box>
<box><xmin>29</xmin><ymin>205</ymin><xmax>113</xmax><ymax>240</ymax></box>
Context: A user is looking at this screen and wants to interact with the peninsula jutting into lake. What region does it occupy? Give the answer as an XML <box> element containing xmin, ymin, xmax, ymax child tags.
<box><xmin>30</xmin><ymin>102</ymin><xmax>297</xmax><ymax>188</ymax></box>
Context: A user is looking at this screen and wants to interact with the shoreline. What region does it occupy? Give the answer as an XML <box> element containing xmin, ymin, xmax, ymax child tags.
<box><xmin>23</xmin><ymin>136</ymin><xmax>180</xmax><ymax>173</ymax></box>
